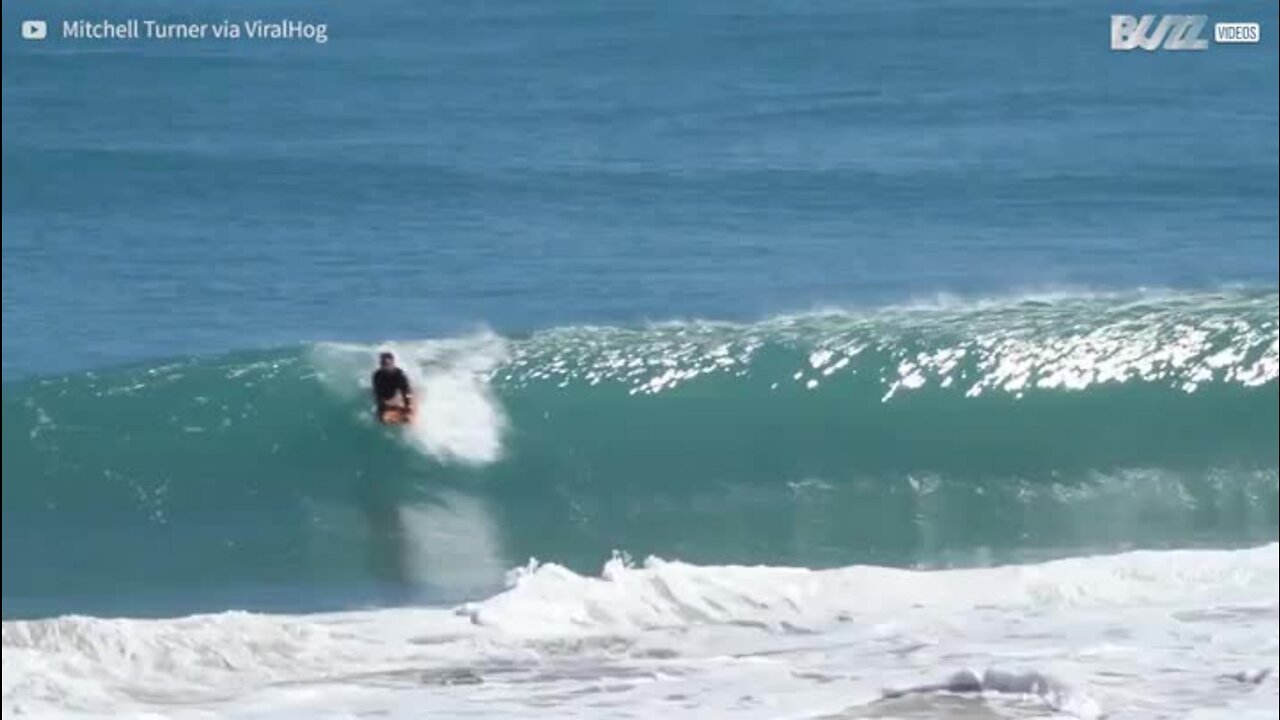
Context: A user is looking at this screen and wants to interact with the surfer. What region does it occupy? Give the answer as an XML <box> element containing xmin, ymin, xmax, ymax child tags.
<box><xmin>371</xmin><ymin>351</ymin><xmax>414</xmax><ymax>424</ymax></box>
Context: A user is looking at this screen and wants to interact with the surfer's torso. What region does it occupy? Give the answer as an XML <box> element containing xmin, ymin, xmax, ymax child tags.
<box><xmin>371</xmin><ymin>367</ymin><xmax>410</xmax><ymax>405</ymax></box>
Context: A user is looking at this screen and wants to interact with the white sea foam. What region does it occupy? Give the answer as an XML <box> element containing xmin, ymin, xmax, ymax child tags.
<box><xmin>4</xmin><ymin>544</ymin><xmax>1276</xmax><ymax>719</ymax></box>
<box><xmin>397</xmin><ymin>490</ymin><xmax>509</xmax><ymax>597</ymax></box>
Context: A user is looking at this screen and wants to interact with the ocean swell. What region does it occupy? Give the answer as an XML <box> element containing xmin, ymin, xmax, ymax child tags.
<box><xmin>3</xmin><ymin>289</ymin><xmax>1277</xmax><ymax>617</ymax></box>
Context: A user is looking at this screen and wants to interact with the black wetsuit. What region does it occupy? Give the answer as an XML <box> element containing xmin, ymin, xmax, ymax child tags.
<box><xmin>371</xmin><ymin>368</ymin><xmax>412</xmax><ymax>412</ymax></box>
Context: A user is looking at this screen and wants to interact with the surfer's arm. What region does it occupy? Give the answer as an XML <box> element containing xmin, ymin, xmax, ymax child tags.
<box><xmin>398</xmin><ymin>372</ymin><xmax>414</xmax><ymax>408</ymax></box>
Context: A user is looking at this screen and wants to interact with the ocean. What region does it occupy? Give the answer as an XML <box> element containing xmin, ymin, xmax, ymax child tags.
<box><xmin>2</xmin><ymin>0</ymin><xmax>1278</xmax><ymax>718</ymax></box>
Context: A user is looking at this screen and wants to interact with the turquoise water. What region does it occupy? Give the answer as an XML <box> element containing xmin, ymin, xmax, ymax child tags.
<box><xmin>2</xmin><ymin>0</ymin><xmax>1278</xmax><ymax>620</ymax></box>
<box><xmin>4</xmin><ymin>291</ymin><xmax>1277</xmax><ymax>617</ymax></box>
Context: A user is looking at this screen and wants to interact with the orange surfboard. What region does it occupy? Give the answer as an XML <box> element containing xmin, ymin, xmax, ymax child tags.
<box><xmin>378</xmin><ymin>407</ymin><xmax>415</xmax><ymax>425</ymax></box>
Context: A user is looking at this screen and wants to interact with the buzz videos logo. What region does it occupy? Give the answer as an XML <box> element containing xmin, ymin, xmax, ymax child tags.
<box><xmin>22</xmin><ymin>19</ymin><xmax>48</xmax><ymax>41</ymax></box>
<box><xmin>1112</xmin><ymin>15</ymin><xmax>1209</xmax><ymax>50</ymax></box>
<box><xmin>1111</xmin><ymin>14</ymin><xmax>1261</xmax><ymax>51</ymax></box>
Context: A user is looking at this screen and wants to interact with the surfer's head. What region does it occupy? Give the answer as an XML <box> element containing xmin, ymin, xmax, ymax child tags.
<box><xmin>379</xmin><ymin>351</ymin><xmax>396</xmax><ymax>370</ymax></box>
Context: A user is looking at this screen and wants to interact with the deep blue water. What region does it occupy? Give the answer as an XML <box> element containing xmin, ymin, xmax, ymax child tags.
<box><xmin>4</xmin><ymin>0</ymin><xmax>1277</xmax><ymax>378</ymax></box>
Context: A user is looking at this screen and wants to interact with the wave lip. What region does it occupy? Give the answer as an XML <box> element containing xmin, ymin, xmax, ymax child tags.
<box><xmin>499</xmin><ymin>287</ymin><xmax>1279</xmax><ymax>397</ymax></box>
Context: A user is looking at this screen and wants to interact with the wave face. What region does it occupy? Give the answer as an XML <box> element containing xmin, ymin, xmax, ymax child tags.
<box><xmin>3</xmin><ymin>289</ymin><xmax>1278</xmax><ymax>617</ymax></box>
